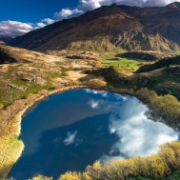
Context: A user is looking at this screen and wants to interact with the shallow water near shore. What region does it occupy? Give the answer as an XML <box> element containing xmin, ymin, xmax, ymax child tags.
<box><xmin>9</xmin><ymin>89</ymin><xmax>180</xmax><ymax>180</ymax></box>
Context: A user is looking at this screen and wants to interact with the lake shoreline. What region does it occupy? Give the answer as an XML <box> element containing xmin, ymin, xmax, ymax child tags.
<box><xmin>0</xmin><ymin>85</ymin><xmax>84</xmax><ymax>178</ymax></box>
<box><xmin>3</xmin><ymin>83</ymin><xmax>180</xmax><ymax>179</ymax></box>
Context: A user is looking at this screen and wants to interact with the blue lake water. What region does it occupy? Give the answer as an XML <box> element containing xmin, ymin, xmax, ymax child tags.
<box><xmin>9</xmin><ymin>89</ymin><xmax>180</xmax><ymax>180</ymax></box>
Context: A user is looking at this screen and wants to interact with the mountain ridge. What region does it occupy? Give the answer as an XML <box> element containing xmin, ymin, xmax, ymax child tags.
<box><xmin>0</xmin><ymin>35</ymin><xmax>13</xmax><ymax>43</ymax></box>
<box><xmin>8</xmin><ymin>2</ymin><xmax>180</xmax><ymax>52</ymax></box>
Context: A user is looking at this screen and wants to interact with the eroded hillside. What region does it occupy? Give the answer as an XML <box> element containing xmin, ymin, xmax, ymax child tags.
<box><xmin>8</xmin><ymin>2</ymin><xmax>180</xmax><ymax>53</ymax></box>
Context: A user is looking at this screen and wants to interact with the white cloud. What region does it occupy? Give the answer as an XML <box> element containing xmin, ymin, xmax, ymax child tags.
<box><xmin>42</xmin><ymin>18</ymin><xmax>56</xmax><ymax>25</ymax></box>
<box><xmin>64</xmin><ymin>130</ymin><xmax>78</xmax><ymax>146</ymax></box>
<box><xmin>0</xmin><ymin>20</ymin><xmax>34</xmax><ymax>37</ymax></box>
<box><xmin>0</xmin><ymin>18</ymin><xmax>56</xmax><ymax>38</ymax></box>
<box><xmin>78</xmin><ymin>0</ymin><xmax>102</xmax><ymax>11</ymax></box>
<box><xmin>54</xmin><ymin>0</ymin><xmax>100</xmax><ymax>20</ymax></box>
<box><xmin>54</xmin><ymin>8</ymin><xmax>83</xmax><ymax>20</ymax></box>
<box><xmin>101</xmin><ymin>97</ymin><xmax>179</xmax><ymax>161</ymax></box>
<box><xmin>36</xmin><ymin>22</ymin><xmax>46</xmax><ymax>28</ymax></box>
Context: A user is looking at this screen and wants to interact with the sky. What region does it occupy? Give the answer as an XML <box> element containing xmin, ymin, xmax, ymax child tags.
<box><xmin>0</xmin><ymin>0</ymin><xmax>180</xmax><ymax>37</ymax></box>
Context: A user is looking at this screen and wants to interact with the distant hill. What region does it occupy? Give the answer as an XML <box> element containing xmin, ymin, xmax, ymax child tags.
<box><xmin>0</xmin><ymin>35</ymin><xmax>13</xmax><ymax>43</ymax></box>
<box><xmin>8</xmin><ymin>2</ymin><xmax>180</xmax><ymax>52</ymax></box>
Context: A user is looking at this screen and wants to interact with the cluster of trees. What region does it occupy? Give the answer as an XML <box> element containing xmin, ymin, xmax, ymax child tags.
<box><xmin>107</xmin><ymin>87</ymin><xmax>180</xmax><ymax>124</ymax></box>
<box><xmin>165</xmin><ymin>170</ymin><xmax>180</xmax><ymax>180</ymax></box>
<box><xmin>151</xmin><ymin>94</ymin><xmax>180</xmax><ymax>120</ymax></box>
<box><xmin>135</xmin><ymin>88</ymin><xmax>180</xmax><ymax>122</ymax></box>
<box><xmin>28</xmin><ymin>176</ymin><xmax>54</xmax><ymax>180</ymax></box>
<box><xmin>26</xmin><ymin>141</ymin><xmax>180</xmax><ymax>180</ymax></box>
<box><xmin>5</xmin><ymin>171</ymin><xmax>180</xmax><ymax>180</ymax></box>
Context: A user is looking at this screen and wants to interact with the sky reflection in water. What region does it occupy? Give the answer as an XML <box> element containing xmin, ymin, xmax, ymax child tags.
<box><xmin>9</xmin><ymin>89</ymin><xmax>179</xmax><ymax>180</ymax></box>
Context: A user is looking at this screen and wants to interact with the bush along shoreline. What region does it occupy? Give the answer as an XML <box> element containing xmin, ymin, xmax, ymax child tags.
<box><xmin>25</xmin><ymin>141</ymin><xmax>180</xmax><ymax>180</ymax></box>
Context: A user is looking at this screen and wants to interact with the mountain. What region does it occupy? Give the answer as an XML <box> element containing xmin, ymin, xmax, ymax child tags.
<box><xmin>0</xmin><ymin>35</ymin><xmax>13</xmax><ymax>43</ymax></box>
<box><xmin>8</xmin><ymin>2</ymin><xmax>180</xmax><ymax>52</ymax></box>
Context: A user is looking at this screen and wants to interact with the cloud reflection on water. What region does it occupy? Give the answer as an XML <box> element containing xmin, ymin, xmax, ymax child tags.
<box><xmin>100</xmin><ymin>95</ymin><xmax>179</xmax><ymax>161</ymax></box>
<box><xmin>85</xmin><ymin>89</ymin><xmax>108</xmax><ymax>97</ymax></box>
<box><xmin>9</xmin><ymin>89</ymin><xmax>180</xmax><ymax>180</ymax></box>
<box><xmin>64</xmin><ymin>130</ymin><xmax>78</xmax><ymax>146</ymax></box>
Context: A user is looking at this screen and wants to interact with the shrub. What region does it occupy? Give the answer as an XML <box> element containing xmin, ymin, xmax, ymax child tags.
<box><xmin>0</xmin><ymin>103</ymin><xmax>4</xmax><ymax>110</ymax></box>
<box><xmin>86</xmin><ymin>78</ymin><xmax>107</xmax><ymax>87</ymax></box>
<box><xmin>28</xmin><ymin>175</ymin><xmax>54</xmax><ymax>180</ymax></box>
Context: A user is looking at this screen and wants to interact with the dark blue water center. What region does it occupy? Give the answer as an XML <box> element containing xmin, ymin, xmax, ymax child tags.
<box><xmin>9</xmin><ymin>89</ymin><xmax>179</xmax><ymax>180</ymax></box>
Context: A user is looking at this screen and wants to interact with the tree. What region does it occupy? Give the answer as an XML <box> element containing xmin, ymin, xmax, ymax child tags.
<box><xmin>159</xmin><ymin>144</ymin><xmax>177</xmax><ymax>170</ymax></box>
<box><xmin>28</xmin><ymin>175</ymin><xmax>54</xmax><ymax>180</ymax></box>
<box><xmin>85</xmin><ymin>161</ymin><xmax>102</xmax><ymax>180</ymax></box>
<box><xmin>146</xmin><ymin>154</ymin><xmax>170</xmax><ymax>179</ymax></box>
<box><xmin>58</xmin><ymin>172</ymin><xmax>81</xmax><ymax>180</ymax></box>
<box><xmin>165</xmin><ymin>170</ymin><xmax>180</xmax><ymax>180</ymax></box>
<box><xmin>134</xmin><ymin>156</ymin><xmax>149</xmax><ymax>177</ymax></box>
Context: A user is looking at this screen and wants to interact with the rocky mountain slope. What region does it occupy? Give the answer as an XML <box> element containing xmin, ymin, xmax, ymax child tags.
<box><xmin>9</xmin><ymin>2</ymin><xmax>180</xmax><ymax>52</ymax></box>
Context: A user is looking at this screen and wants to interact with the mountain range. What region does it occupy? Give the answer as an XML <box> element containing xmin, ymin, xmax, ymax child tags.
<box><xmin>9</xmin><ymin>2</ymin><xmax>180</xmax><ymax>52</ymax></box>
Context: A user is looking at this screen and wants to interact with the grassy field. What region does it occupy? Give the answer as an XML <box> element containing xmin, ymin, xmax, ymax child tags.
<box><xmin>166</xmin><ymin>51</ymin><xmax>180</xmax><ymax>56</ymax></box>
<box><xmin>101</xmin><ymin>57</ymin><xmax>141</xmax><ymax>72</ymax></box>
<box><xmin>0</xmin><ymin>73</ymin><xmax>57</xmax><ymax>107</ymax></box>
<box><xmin>101</xmin><ymin>56</ymin><xmax>114</xmax><ymax>61</ymax></box>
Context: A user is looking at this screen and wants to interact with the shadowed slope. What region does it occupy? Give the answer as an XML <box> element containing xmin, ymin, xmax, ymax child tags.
<box><xmin>8</xmin><ymin>2</ymin><xmax>180</xmax><ymax>52</ymax></box>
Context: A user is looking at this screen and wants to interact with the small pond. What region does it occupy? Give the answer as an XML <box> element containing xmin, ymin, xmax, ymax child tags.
<box><xmin>9</xmin><ymin>89</ymin><xmax>180</xmax><ymax>180</ymax></box>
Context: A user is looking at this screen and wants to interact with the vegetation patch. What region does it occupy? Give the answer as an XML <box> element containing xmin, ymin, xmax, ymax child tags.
<box><xmin>102</xmin><ymin>58</ymin><xmax>141</xmax><ymax>72</ymax></box>
<box><xmin>0</xmin><ymin>136</ymin><xmax>24</xmax><ymax>179</ymax></box>
<box><xmin>46</xmin><ymin>72</ymin><xmax>61</xmax><ymax>79</ymax></box>
<box><xmin>167</xmin><ymin>51</ymin><xmax>180</xmax><ymax>56</ymax></box>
